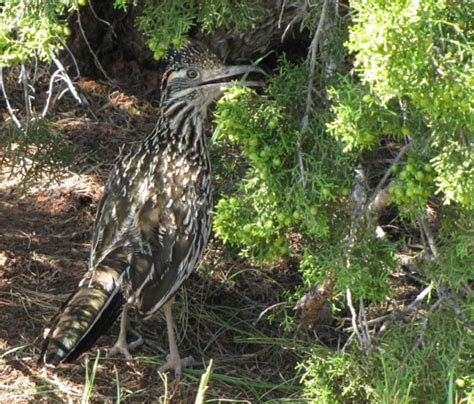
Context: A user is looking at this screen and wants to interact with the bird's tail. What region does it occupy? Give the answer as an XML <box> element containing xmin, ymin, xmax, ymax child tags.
<box><xmin>39</xmin><ymin>263</ymin><xmax>126</xmax><ymax>366</ymax></box>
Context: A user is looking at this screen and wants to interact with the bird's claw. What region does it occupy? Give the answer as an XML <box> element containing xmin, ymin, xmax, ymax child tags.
<box><xmin>158</xmin><ymin>354</ymin><xmax>195</xmax><ymax>379</ymax></box>
<box><xmin>108</xmin><ymin>336</ymin><xmax>144</xmax><ymax>360</ymax></box>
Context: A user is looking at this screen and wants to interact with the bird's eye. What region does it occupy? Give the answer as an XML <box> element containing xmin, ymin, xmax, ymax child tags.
<box><xmin>187</xmin><ymin>69</ymin><xmax>199</xmax><ymax>79</ymax></box>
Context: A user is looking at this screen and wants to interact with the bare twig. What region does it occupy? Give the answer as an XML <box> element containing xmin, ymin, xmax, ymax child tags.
<box><xmin>41</xmin><ymin>70</ymin><xmax>62</xmax><ymax>117</ymax></box>
<box><xmin>254</xmin><ymin>301</ymin><xmax>288</xmax><ymax>325</ymax></box>
<box><xmin>0</xmin><ymin>67</ymin><xmax>22</xmax><ymax>128</ymax></box>
<box><xmin>442</xmin><ymin>293</ymin><xmax>474</xmax><ymax>329</ymax></box>
<box><xmin>345</xmin><ymin>166</ymin><xmax>367</xmax><ymax>256</ymax></box>
<box><xmin>302</xmin><ymin>0</ymin><xmax>329</xmax><ymax>129</ymax></box>
<box><xmin>281</xmin><ymin>12</ymin><xmax>305</xmax><ymax>42</ymax></box>
<box><xmin>345</xmin><ymin>288</ymin><xmax>364</xmax><ymax>351</ymax></box>
<box><xmin>320</xmin><ymin>0</ymin><xmax>339</xmax><ymax>80</ymax></box>
<box><xmin>54</xmin><ymin>88</ymin><xmax>72</xmax><ymax>105</ymax></box>
<box><xmin>88</xmin><ymin>1</ymin><xmax>116</xmax><ymax>34</ymax></box>
<box><xmin>20</xmin><ymin>63</ymin><xmax>33</xmax><ymax>120</ymax></box>
<box><xmin>76</xmin><ymin>10</ymin><xmax>117</xmax><ymax>85</ymax></box>
<box><xmin>296</xmin><ymin>142</ymin><xmax>306</xmax><ymax>187</ymax></box>
<box><xmin>50</xmin><ymin>53</ymin><xmax>82</xmax><ymax>104</ymax></box>
<box><xmin>297</xmin><ymin>0</ymin><xmax>330</xmax><ymax>187</ymax></box>
<box><xmin>344</xmin><ymin>283</ymin><xmax>434</xmax><ymax>332</ymax></box>
<box><xmin>343</xmin><ymin>120</ymin><xmax>412</xmax><ymax>267</ymax></box>
<box><xmin>278</xmin><ymin>0</ymin><xmax>288</xmax><ymax>28</ymax></box>
<box><xmin>420</xmin><ymin>217</ymin><xmax>438</xmax><ymax>258</ymax></box>
<box><xmin>280</xmin><ymin>0</ymin><xmax>307</xmax><ymax>41</ymax></box>
<box><xmin>40</xmin><ymin>52</ymin><xmax>83</xmax><ymax>118</ymax></box>
<box><xmin>42</xmin><ymin>54</ymin><xmax>82</xmax><ymax>117</ymax></box>
<box><xmin>398</xmin><ymin>296</ymin><xmax>444</xmax><ymax>372</ymax></box>
<box><xmin>365</xmin><ymin>142</ymin><xmax>411</xmax><ymax>222</ymax></box>
<box><xmin>358</xmin><ymin>298</ymin><xmax>372</xmax><ymax>352</ymax></box>
<box><xmin>59</xmin><ymin>40</ymin><xmax>82</xmax><ymax>80</ymax></box>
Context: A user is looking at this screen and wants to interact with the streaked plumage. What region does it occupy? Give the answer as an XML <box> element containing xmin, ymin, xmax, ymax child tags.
<box><xmin>39</xmin><ymin>41</ymin><xmax>264</xmax><ymax>375</ymax></box>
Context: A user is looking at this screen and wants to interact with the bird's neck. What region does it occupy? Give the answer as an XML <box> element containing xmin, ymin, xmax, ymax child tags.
<box><xmin>145</xmin><ymin>99</ymin><xmax>209</xmax><ymax>159</ymax></box>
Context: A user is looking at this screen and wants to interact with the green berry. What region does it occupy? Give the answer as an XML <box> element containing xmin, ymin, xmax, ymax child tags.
<box><xmin>248</xmin><ymin>138</ymin><xmax>259</xmax><ymax>148</ymax></box>
<box><xmin>260</xmin><ymin>148</ymin><xmax>270</xmax><ymax>159</ymax></box>
<box><xmin>264</xmin><ymin>220</ymin><xmax>273</xmax><ymax>229</ymax></box>
<box><xmin>455</xmin><ymin>379</ymin><xmax>465</xmax><ymax>388</ymax></box>
<box><xmin>364</xmin><ymin>134</ymin><xmax>376</xmax><ymax>144</ymax></box>
<box><xmin>268</xmin><ymin>119</ymin><xmax>278</xmax><ymax>130</ymax></box>
<box><xmin>415</xmin><ymin>171</ymin><xmax>425</xmax><ymax>181</ymax></box>
<box><xmin>401</xmin><ymin>127</ymin><xmax>411</xmax><ymax>136</ymax></box>
<box><xmin>322</xmin><ymin>188</ymin><xmax>331</xmax><ymax>199</ymax></box>
<box><xmin>153</xmin><ymin>50</ymin><xmax>166</xmax><ymax>60</ymax></box>
<box><xmin>272</xmin><ymin>157</ymin><xmax>281</xmax><ymax>167</ymax></box>
<box><xmin>148</xmin><ymin>39</ymin><xmax>158</xmax><ymax>51</ymax></box>
<box><xmin>248</xmin><ymin>152</ymin><xmax>259</xmax><ymax>161</ymax></box>
<box><xmin>414</xmin><ymin>185</ymin><xmax>424</xmax><ymax>195</ymax></box>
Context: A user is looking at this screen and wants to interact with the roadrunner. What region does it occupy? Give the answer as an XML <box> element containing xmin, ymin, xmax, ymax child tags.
<box><xmin>40</xmin><ymin>41</ymin><xmax>264</xmax><ymax>377</ymax></box>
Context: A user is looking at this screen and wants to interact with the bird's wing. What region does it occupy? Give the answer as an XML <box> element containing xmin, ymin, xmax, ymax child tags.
<box><xmin>89</xmin><ymin>145</ymin><xmax>155</xmax><ymax>268</ymax></box>
<box><xmin>127</xmin><ymin>191</ymin><xmax>210</xmax><ymax>316</ymax></box>
<box><xmin>89</xmin><ymin>144</ymin><xmax>211</xmax><ymax>314</ymax></box>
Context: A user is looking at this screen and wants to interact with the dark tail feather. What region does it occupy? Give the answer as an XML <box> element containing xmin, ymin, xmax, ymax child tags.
<box><xmin>39</xmin><ymin>265</ymin><xmax>126</xmax><ymax>366</ymax></box>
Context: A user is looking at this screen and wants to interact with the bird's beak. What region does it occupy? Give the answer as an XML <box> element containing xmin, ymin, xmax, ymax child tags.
<box><xmin>200</xmin><ymin>65</ymin><xmax>266</xmax><ymax>88</ymax></box>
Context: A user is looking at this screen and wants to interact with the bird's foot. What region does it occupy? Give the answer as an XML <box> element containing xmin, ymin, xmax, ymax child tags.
<box><xmin>108</xmin><ymin>336</ymin><xmax>144</xmax><ymax>360</ymax></box>
<box><xmin>158</xmin><ymin>353</ymin><xmax>195</xmax><ymax>379</ymax></box>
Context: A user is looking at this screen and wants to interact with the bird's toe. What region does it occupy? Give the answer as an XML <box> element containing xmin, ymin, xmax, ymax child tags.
<box><xmin>158</xmin><ymin>354</ymin><xmax>195</xmax><ymax>379</ymax></box>
<box><xmin>108</xmin><ymin>344</ymin><xmax>133</xmax><ymax>359</ymax></box>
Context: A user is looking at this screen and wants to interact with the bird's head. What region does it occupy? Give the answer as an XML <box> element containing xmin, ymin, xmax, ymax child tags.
<box><xmin>161</xmin><ymin>41</ymin><xmax>265</xmax><ymax>109</ymax></box>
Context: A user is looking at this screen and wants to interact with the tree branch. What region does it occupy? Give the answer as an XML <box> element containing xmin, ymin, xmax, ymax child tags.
<box><xmin>298</xmin><ymin>0</ymin><xmax>331</xmax><ymax>187</ymax></box>
<box><xmin>20</xmin><ymin>63</ymin><xmax>33</xmax><ymax>120</ymax></box>
<box><xmin>0</xmin><ymin>67</ymin><xmax>22</xmax><ymax>128</ymax></box>
<box><xmin>420</xmin><ymin>217</ymin><xmax>438</xmax><ymax>258</ymax></box>
<box><xmin>365</xmin><ymin>142</ymin><xmax>411</xmax><ymax>222</ymax></box>
<box><xmin>50</xmin><ymin>53</ymin><xmax>82</xmax><ymax>104</ymax></box>
<box><xmin>397</xmin><ymin>296</ymin><xmax>444</xmax><ymax>372</ymax></box>
<box><xmin>343</xmin><ymin>283</ymin><xmax>434</xmax><ymax>333</ymax></box>
<box><xmin>76</xmin><ymin>10</ymin><xmax>117</xmax><ymax>85</ymax></box>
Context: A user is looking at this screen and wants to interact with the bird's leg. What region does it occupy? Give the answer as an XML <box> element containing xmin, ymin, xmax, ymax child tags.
<box><xmin>108</xmin><ymin>303</ymin><xmax>144</xmax><ymax>359</ymax></box>
<box><xmin>158</xmin><ymin>298</ymin><xmax>194</xmax><ymax>378</ymax></box>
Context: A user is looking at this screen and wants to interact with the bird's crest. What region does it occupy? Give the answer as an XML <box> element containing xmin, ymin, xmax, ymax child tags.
<box><xmin>164</xmin><ymin>40</ymin><xmax>221</xmax><ymax>72</ymax></box>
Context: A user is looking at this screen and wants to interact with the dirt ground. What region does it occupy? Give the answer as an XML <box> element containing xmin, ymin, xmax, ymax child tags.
<box><xmin>0</xmin><ymin>59</ymin><xmax>307</xmax><ymax>402</ymax></box>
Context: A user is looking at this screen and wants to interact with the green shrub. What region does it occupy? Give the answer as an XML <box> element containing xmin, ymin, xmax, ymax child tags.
<box><xmin>135</xmin><ymin>0</ymin><xmax>263</xmax><ymax>59</ymax></box>
<box><xmin>1</xmin><ymin>120</ymin><xmax>75</xmax><ymax>186</ymax></box>
<box><xmin>0</xmin><ymin>0</ymin><xmax>79</xmax><ymax>66</ymax></box>
<box><xmin>330</xmin><ymin>0</ymin><xmax>474</xmax><ymax>209</ymax></box>
<box><xmin>213</xmin><ymin>60</ymin><xmax>354</xmax><ymax>263</ymax></box>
